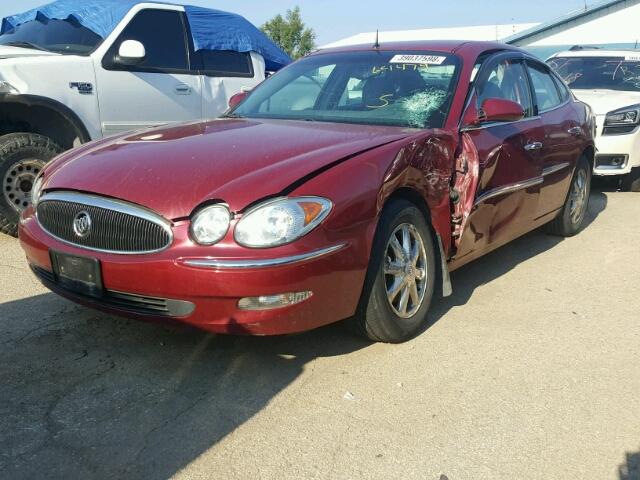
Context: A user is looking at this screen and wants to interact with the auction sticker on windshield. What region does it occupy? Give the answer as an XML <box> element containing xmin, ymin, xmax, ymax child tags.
<box><xmin>390</xmin><ymin>54</ymin><xmax>447</xmax><ymax>65</ymax></box>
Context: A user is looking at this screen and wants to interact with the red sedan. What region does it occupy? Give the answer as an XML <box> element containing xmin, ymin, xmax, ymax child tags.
<box><xmin>19</xmin><ymin>41</ymin><xmax>595</xmax><ymax>343</ymax></box>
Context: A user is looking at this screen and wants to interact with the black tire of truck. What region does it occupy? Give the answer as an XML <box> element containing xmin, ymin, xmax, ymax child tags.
<box><xmin>621</xmin><ymin>167</ymin><xmax>640</xmax><ymax>192</ymax></box>
<box><xmin>0</xmin><ymin>133</ymin><xmax>62</xmax><ymax>237</ymax></box>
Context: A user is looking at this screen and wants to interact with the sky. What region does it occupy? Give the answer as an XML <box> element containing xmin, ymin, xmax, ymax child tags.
<box><xmin>0</xmin><ymin>0</ymin><xmax>592</xmax><ymax>46</ymax></box>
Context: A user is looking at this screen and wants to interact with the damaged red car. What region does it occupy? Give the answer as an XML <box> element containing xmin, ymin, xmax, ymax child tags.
<box><xmin>19</xmin><ymin>41</ymin><xmax>596</xmax><ymax>343</ymax></box>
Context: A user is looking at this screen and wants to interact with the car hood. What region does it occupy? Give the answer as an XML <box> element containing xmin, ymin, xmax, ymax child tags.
<box><xmin>44</xmin><ymin>118</ymin><xmax>412</xmax><ymax>220</ymax></box>
<box><xmin>0</xmin><ymin>45</ymin><xmax>59</xmax><ymax>59</ymax></box>
<box><xmin>572</xmin><ymin>89</ymin><xmax>640</xmax><ymax>115</ymax></box>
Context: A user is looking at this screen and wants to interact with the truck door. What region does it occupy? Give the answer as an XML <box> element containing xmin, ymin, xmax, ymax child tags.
<box><xmin>197</xmin><ymin>50</ymin><xmax>264</xmax><ymax>120</ymax></box>
<box><xmin>93</xmin><ymin>8</ymin><xmax>202</xmax><ymax>136</ymax></box>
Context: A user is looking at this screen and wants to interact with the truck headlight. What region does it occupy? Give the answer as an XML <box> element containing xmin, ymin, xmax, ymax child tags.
<box><xmin>605</xmin><ymin>108</ymin><xmax>640</xmax><ymax>126</ymax></box>
<box><xmin>190</xmin><ymin>204</ymin><xmax>232</xmax><ymax>245</ymax></box>
<box><xmin>235</xmin><ymin>197</ymin><xmax>332</xmax><ymax>248</ymax></box>
<box><xmin>0</xmin><ymin>81</ymin><xmax>18</xmax><ymax>94</ymax></box>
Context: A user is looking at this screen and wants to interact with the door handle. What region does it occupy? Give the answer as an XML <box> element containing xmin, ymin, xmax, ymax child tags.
<box><xmin>524</xmin><ymin>142</ymin><xmax>543</xmax><ymax>151</ymax></box>
<box><xmin>568</xmin><ymin>126</ymin><xmax>582</xmax><ymax>136</ymax></box>
<box><xmin>175</xmin><ymin>84</ymin><xmax>192</xmax><ymax>95</ymax></box>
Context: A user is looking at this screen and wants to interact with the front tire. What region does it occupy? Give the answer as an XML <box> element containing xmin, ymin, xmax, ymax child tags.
<box><xmin>543</xmin><ymin>155</ymin><xmax>591</xmax><ymax>237</ymax></box>
<box><xmin>0</xmin><ymin>133</ymin><xmax>62</xmax><ymax>237</ymax></box>
<box><xmin>352</xmin><ymin>199</ymin><xmax>437</xmax><ymax>343</ymax></box>
<box><xmin>622</xmin><ymin>167</ymin><xmax>640</xmax><ymax>192</ymax></box>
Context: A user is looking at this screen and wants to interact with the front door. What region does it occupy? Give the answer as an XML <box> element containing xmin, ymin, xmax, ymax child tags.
<box><xmin>453</xmin><ymin>54</ymin><xmax>544</xmax><ymax>267</ymax></box>
<box><xmin>93</xmin><ymin>8</ymin><xmax>202</xmax><ymax>136</ymax></box>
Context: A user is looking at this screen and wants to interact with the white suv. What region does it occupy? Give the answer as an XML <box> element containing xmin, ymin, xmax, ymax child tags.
<box><xmin>0</xmin><ymin>2</ymin><xmax>289</xmax><ymax>236</ymax></box>
<box><xmin>548</xmin><ymin>50</ymin><xmax>640</xmax><ymax>191</ymax></box>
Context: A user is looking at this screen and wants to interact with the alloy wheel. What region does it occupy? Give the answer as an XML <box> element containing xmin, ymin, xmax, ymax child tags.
<box><xmin>384</xmin><ymin>223</ymin><xmax>428</xmax><ymax>319</ymax></box>
<box><xmin>569</xmin><ymin>169</ymin><xmax>588</xmax><ymax>225</ymax></box>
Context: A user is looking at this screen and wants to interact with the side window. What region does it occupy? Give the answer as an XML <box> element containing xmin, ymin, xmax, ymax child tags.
<box><xmin>477</xmin><ymin>59</ymin><xmax>533</xmax><ymax>117</ymax></box>
<box><xmin>105</xmin><ymin>9</ymin><xmax>188</xmax><ymax>71</ymax></box>
<box><xmin>198</xmin><ymin>50</ymin><xmax>254</xmax><ymax>77</ymax></box>
<box><xmin>527</xmin><ymin>63</ymin><xmax>563</xmax><ymax>112</ymax></box>
<box><xmin>552</xmin><ymin>74</ymin><xmax>572</xmax><ymax>102</ymax></box>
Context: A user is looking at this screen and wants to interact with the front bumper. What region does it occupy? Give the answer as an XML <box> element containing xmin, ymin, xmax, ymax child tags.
<box><xmin>19</xmin><ymin>212</ymin><xmax>367</xmax><ymax>335</ymax></box>
<box><xmin>594</xmin><ymin>115</ymin><xmax>640</xmax><ymax>176</ymax></box>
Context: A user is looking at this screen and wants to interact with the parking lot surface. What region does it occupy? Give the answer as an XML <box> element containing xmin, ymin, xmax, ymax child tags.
<box><xmin>1</xmin><ymin>188</ymin><xmax>639</xmax><ymax>480</ymax></box>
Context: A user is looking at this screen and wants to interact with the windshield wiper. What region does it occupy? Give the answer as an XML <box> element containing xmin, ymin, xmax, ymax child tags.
<box><xmin>4</xmin><ymin>41</ymin><xmax>50</xmax><ymax>52</ymax></box>
<box><xmin>223</xmin><ymin>113</ymin><xmax>244</xmax><ymax>119</ymax></box>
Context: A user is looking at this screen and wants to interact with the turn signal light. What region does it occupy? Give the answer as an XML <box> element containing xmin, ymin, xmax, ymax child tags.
<box><xmin>237</xmin><ymin>291</ymin><xmax>313</xmax><ymax>311</ymax></box>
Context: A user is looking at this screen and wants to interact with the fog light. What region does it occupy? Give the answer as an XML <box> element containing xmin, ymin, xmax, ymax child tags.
<box><xmin>238</xmin><ymin>291</ymin><xmax>313</xmax><ymax>311</ymax></box>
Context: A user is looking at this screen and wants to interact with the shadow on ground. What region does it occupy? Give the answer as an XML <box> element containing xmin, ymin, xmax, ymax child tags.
<box><xmin>0</xmin><ymin>192</ymin><xmax>608</xmax><ymax>479</ymax></box>
<box><xmin>428</xmin><ymin>189</ymin><xmax>607</xmax><ymax>326</ymax></box>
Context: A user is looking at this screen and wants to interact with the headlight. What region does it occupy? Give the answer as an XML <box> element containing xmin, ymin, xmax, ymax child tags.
<box><xmin>190</xmin><ymin>204</ymin><xmax>232</xmax><ymax>245</ymax></box>
<box><xmin>31</xmin><ymin>173</ymin><xmax>44</xmax><ymax>208</ymax></box>
<box><xmin>235</xmin><ymin>197</ymin><xmax>332</xmax><ymax>248</ymax></box>
<box><xmin>605</xmin><ymin>108</ymin><xmax>640</xmax><ymax>126</ymax></box>
<box><xmin>0</xmin><ymin>81</ymin><xmax>18</xmax><ymax>94</ymax></box>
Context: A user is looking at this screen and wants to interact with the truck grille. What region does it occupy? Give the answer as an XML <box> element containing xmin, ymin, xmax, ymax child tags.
<box><xmin>37</xmin><ymin>191</ymin><xmax>172</xmax><ymax>254</ymax></box>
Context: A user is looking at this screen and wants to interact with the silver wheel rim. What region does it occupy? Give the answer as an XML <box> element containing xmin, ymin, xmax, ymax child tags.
<box><xmin>569</xmin><ymin>169</ymin><xmax>588</xmax><ymax>225</ymax></box>
<box><xmin>3</xmin><ymin>159</ymin><xmax>45</xmax><ymax>213</ymax></box>
<box><xmin>384</xmin><ymin>223</ymin><xmax>428</xmax><ymax>319</ymax></box>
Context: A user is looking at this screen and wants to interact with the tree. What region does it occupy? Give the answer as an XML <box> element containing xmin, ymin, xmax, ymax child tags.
<box><xmin>261</xmin><ymin>6</ymin><xmax>316</xmax><ymax>60</ymax></box>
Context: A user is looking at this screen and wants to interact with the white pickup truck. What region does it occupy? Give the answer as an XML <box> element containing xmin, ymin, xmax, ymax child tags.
<box><xmin>0</xmin><ymin>1</ymin><xmax>289</xmax><ymax>236</ymax></box>
<box><xmin>548</xmin><ymin>50</ymin><xmax>640</xmax><ymax>192</ymax></box>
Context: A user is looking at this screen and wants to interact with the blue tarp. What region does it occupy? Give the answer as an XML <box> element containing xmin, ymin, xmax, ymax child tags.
<box><xmin>1</xmin><ymin>0</ymin><xmax>291</xmax><ymax>71</ymax></box>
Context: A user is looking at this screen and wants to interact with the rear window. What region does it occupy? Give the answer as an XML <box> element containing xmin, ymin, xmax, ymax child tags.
<box><xmin>548</xmin><ymin>56</ymin><xmax>640</xmax><ymax>92</ymax></box>
<box><xmin>197</xmin><ymin>50</ymin><xmax>253</xmax><ymax>77</ymax></box>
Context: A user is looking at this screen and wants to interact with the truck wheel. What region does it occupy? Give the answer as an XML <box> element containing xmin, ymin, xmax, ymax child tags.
<box><xmin>351</xmin><ymin>199</ymin><xmax>437</xmax><ymax>343</ymax></box>
<box><xmin>543</xmin><ymin>155</ymin><xmax>591</xmax><ymax>237</ymax></box>
<box><xmin>0</xmin><ymin>133</ymin><xmax>62</xmax><ymax>237</ymax></box>
<box><xmin>621</xmin><ymin>167</ymin><xmax>640</xmax><ymax>192</ymax></box>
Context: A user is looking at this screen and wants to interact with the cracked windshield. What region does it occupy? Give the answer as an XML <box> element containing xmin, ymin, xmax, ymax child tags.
<box><xmin>231</xmin><ymin>51</ymin><xmax>459</xmax><ymax>128</ymax></box>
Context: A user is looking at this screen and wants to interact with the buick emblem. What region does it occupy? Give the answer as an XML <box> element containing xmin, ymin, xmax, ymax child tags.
<box><xmin>73</xmin><ymin>211</ymin><xmax>92</xmax><ymax>238</ymax></box>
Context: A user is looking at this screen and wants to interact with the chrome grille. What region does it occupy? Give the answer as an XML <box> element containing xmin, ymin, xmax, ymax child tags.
<box><xmin>37</xmin><ymin>192</ymin><xmax>172</xmax><ymax>254</ymax></box>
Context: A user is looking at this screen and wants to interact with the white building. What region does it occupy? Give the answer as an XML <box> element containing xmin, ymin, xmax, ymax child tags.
<box><xmin>323</xmin><ymin>0</ymin><xmax>640</xmax><ymax>59</ymax></box>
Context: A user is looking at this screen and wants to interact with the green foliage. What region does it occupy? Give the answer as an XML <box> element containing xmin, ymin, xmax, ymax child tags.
<box><xmin>261</xmin><ymin>6</ymin><xmax>316</xmax><ymax>60</ymax></box>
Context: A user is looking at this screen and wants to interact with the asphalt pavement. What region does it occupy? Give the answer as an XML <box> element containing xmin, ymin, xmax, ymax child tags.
<box><xmin>0</xmin><ymin>186</ymin><xmax>638</xmax><ymax>480</ymax></box>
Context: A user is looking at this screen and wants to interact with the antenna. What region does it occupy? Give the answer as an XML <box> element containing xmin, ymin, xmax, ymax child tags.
<box><xmin>373</xmin><ymin>30</ymin><xmax>380</xmax><ymax>49</ymax></box>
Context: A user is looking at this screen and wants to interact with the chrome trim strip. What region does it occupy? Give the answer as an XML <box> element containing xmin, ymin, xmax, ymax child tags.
<box><xmin>460</xmin><ymin>115</ymin><xmax>542</xmax><ymax>133</ymax></box>
<box><xmin>474</xmin><ymin>176</ymin><xmax>543</xmax><ymax>207</ymax></box>
<box><xmin>542</xmin><ymin>162</ymin><xmax>571</xmax><ymax>177</ymax></box>
<box><xmin>37</xmin><ymin>191</ymin><xmax>173</xmax><ymax>255</ymax></box>
<box><xmin>180</xmin><ymin>244</ymin><xmax>347</xmax><ymax>269</ymax></box>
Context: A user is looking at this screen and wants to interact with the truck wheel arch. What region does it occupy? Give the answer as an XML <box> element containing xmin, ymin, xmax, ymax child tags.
<box><xmin>0</xmin><ymin>94</ymin><xmax>92</xmax><ymax>150</ymax></box>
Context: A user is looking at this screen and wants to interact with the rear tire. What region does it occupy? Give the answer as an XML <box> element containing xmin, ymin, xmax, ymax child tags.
<box><xmin>0</xmin><ymin>133</ymin><xmax>62</xmax><ymax>237</ymax></box>
<box><xmin>543</xmin><ymin>155</ymin><xmax>591</xmax><ymax>237</ymax></box>
<box><xmin>351</xmin><ymin>199</ymin><xmax>437</xmax><ymax>343</ymax></box>
<box><xmin>621</xmin><ymin>167</ymin><xmax>640</xmax><ymax>192</ymax></box>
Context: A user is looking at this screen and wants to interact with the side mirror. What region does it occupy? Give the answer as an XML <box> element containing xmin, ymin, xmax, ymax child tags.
<box><xmin>228</xmin><ymin>91</ymin><xmax>249</xmax><ymax>109</ymax></box>
<box><xmin>117</xmin><ymin>40</ymin><xmax>146</xmax><ymax>65</ymax></box>
<box><xmin>479</xmin><ymin>98</ymin><xmax>525</xmax><ymax>123</ymax></box>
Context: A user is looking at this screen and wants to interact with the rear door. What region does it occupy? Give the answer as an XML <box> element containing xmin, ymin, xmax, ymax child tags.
<box><xmin>526</xmin><ymin>60</ymin><xmax>582</xmax><ymax>218</ymax></box>
<box><xmin>196</xmin><ymin>50</ymin><xmax>264</xmax><ymax>120</ymax></box>
<box><xmin>453</xmin><ymin>53</ymin><xmax>545</xmax><ymax>265</ymax></box>
<box><xmin>94</xmin><ymin>8</ymin><xmax>202</xmax><ymax>136</ymax></box>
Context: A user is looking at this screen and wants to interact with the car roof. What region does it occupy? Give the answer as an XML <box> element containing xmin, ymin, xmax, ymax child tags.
<box><xmin>313</xmin><ymin>40</ymin><xmax>522</xmax><ymax>58</ymax></box>
<box><xmin>550</xmin><ymin>49</ymin><xmax>640</xmax><ymax>58</ymax></box>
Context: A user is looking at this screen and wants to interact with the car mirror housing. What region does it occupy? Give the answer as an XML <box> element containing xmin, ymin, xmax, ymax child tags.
<box><xmin>479</xmin><ymin>98</ymin><xmax>525</xmax><ymax>124</ymax></box>
<box><xmin>228</xmin><ymin>91</ymin><xmax>249</xmax><ymax>109</ymax></box>
<box><xmin>116</xmin><ymin>40</ymin><xmax>146</xmax><ymax>66</ymax></box>
<box><xmin>462</xmin><ymin>97</ymin><xmax>525</xmax><ymax>128</ymax></box>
